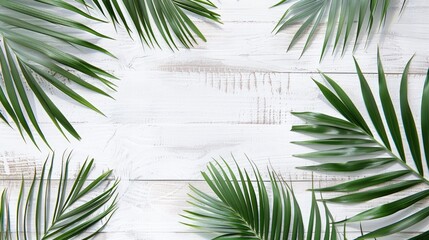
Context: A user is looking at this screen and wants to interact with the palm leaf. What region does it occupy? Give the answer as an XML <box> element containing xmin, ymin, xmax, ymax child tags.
<box><xmin>0</xmin><ymin>0</ymin><xmax>116</xmax><ymax>147</ymax></box>
<box><xmin>293</xmin><ymin>52</ymin><xmax>429</xmax><ymax>238</ymax></box>
<box><xmin>273</xmin><ymin>0</ymin><xmax>407</xmax><ymax>59</ymax></box>
<box><xmin>81</xmin><ymin>0</ymin><xmax>221</xmax><ymax>50</ymax></box>
<box><xmin>0</xmin><ymin>152</ymin><xmax>119</xmax><ymax>239</ymax></box>
<box><xmin>182</xmin><ymin>158</ymin><xmax>339</xmax><ymax>239</ymax></box>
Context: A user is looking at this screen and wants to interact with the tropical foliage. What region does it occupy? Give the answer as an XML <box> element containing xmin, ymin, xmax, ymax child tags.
<box><xmin>182</xmin><ymin>159</ymin><xmax>340</xmax><ymax>239</ymax></box>
<box><xmin>292</xmin><ymin>52</ymin><xmax>429</xmax><ymax>238</ymax></box>
<box><xmin>0</xmin><ymin>153</ymin><xmax>119</xmax><ymax>239</ymax></box>
<box><xmin>0</xmin><ymin>0</ymin><xmax>219</xmax><ymax>147</ymax></box>
<box><xmin>273</xmin><ymin>0</ymin><xmax>408</xmax><ymax>59</ymax></box>
<box><xmin>88</xmin><ymin>0</ymin><xmax>221</xmax><ymax>50</ymax></box>
<box><xmin>0</xmin><ymin>0</ymin><xmax>116</xmax><ymax>147</ymax></box>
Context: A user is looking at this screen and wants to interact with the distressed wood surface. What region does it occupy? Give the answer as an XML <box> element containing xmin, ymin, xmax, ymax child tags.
<box><xmin>0</xmin><ymin>0</ymin><xmax>428</xmax><ymax>239</ymax></box>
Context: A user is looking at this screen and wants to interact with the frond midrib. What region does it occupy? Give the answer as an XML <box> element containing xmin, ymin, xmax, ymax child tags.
<box><xmin>352</xmin><ymin>121</ymin><xmax>429</xmax><ymax>186</ymax></box>
<box><xmin>226</xmin><ymin>204</ymin><xmax>264</xmax><ymax>240</ymax></box>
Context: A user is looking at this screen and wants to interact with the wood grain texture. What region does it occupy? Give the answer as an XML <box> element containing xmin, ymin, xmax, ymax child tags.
<box><xmin>0</xmin><ymin>0</ymin><xmax>428</xmax><ymax>239</ymax></box>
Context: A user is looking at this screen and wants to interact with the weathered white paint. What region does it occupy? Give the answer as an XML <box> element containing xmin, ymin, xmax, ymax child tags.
<box><xmin>0</xmin><ymin>0</ymin><xmax>428</xmax><ymax>239</ymax></box>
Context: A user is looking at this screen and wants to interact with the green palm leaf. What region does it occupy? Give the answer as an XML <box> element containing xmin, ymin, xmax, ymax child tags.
<box><xmin>182</xmin><ymin>158</ymin><xmax>339</xmax><ymax>239</ymax></box>
<box><xmin>273</xmin><ymin>0</ymin><xmax>407</xmax><ymax>59</ymax></box>
<box><xmin>0</xmin><ymin>152</ymin><xmax>119</xmax><ymax>239</ymax></box>
<box><xmin>0</xmin><ymin>0</ymin><xmax>116</xmax><ymax>147</ymax></box>
<box><xmin>81</xmin><ymin>0</ymin><xmax>221</xmax><ymax>50</ymax></box>
<box><xmin>293</xmin><ymin>52</ymin><xmax>429</xmax><ymax>239</ymax></box>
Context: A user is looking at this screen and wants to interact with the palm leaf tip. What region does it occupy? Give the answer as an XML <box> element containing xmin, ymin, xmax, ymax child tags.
<box><xmin>272</xmin><ymin>0</ymin><xmax>406</xmax><ymax>59</ymax></box>
<box><xmin>0</xmin><ymin>152</ymin><xmax>119</xmax><ymax>239</ymax></box>
<box><xmin>89</xmin><ymin>0</ymin><xmax>220</xmax><ymax>50</ymax></box>
<box><xmin>182</xmin><ymin>157</ymin><xmax>339</xmax><ymax>239</ymax></box>
<box><xmin>293</xmin><ymin>52</ymin><xmax>429</xmax><ymax>238</ymax></box>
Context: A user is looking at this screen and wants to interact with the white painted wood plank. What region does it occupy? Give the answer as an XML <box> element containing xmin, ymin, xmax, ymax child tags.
<box><xmin>0</xmin><ymin>121</ymin><xmax>411</xmax><ymax>181</ymax></box>
<box><xmin>90</xmin><ymin>21</ymin><xmax>429</xmax><ymax>75</ymax></box>
<box><xmin>1</xmin><ymin>71</ymin><xmax>426</xmax><ymax>125</ymax></box>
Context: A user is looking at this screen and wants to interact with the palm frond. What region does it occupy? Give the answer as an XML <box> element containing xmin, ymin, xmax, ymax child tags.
<box><xmin>273</xmin><ymin>0</ymin><xmax>407</xmax><ymax>59</ymax></box>
<box><xmin>0</xmin><ymin>0</ymin><xmax>116</xmax><ymax>147</ymax></box>
<box><xmin>182</xmin><ymin>158</ymin><xmax>339</xmax><ymax>239</ymax></box>
<box><xmin>81</xmin><ymin>0</ymin><xmax>221</xmax><ymax>50</ymax></box>
<box><xmin>293</xmin><ymin>52</ymin><xmax>429</xmax><ymax>239</ymax></box>
<box><xmin>0</xmin><ymin>152</ymin><xmax>119</xmax><ymax>239</ymax></box>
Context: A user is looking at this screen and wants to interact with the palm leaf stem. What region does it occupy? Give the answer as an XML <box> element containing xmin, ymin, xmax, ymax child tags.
<box><xmin>317</xmin><ymin>83</ymin><xmax>429</xmax><ymax>185</ymax></box>
<box><xmin>235</xmin><ymin>214</ymin><xmax>262</xmax><ymax>239</ymax></box>
<box><xmin>335</xmin><ymin>115</ymin><xmax>429</xmax><ymax>186</ymax></box>
<box><xmin>366</xmin><ymin>132</ymin><xmax>429</xmax><ymax>185</ymax></box>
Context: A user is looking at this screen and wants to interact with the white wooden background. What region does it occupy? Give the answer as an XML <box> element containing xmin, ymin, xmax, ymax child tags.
<box><xmin>1</xmin><ymin>0</ymin><xmax>429</xmax><ymax>239</ymax></box>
